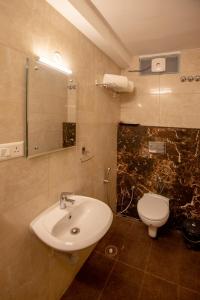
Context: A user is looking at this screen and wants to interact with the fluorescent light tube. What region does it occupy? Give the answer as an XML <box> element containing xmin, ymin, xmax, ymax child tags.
<box><xmin>38</xmin><ymin>56</ymin><xmax>72</xmax><ymax>75</ymax></box>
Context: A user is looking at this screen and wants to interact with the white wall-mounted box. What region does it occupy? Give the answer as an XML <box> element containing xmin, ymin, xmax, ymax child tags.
<box><xmin>151</xmin><ymin>57</ymin><xmax>166</xmax><ymax>72</ymax></box>
<box><xmin>0</xmin><ymin>141</ymin><xmax>24</xmax><ymax>161</ymax></box>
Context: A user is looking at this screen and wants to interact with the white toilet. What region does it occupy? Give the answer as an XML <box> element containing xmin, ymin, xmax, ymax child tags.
<box><xmin>137</xmin><ymin>193</ymin><xmax>170</xmax><ymax>238</ymax></box>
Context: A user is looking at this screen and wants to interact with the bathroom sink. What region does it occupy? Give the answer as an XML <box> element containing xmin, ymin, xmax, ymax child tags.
<box><xmin>30</xmin><ymin>195</ymin><xmax>113</xmax><ymax>252</ymax></box>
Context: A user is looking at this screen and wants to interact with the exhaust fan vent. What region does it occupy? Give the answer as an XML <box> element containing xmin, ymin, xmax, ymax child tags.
<box><xmin>139</xmin><ymin>52</ymin><xmax>180</xmax><ymax>75</ymax></box>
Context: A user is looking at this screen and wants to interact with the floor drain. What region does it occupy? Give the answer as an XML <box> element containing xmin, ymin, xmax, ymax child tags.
<box><xmin>105</xmin><ymin>245</ymin><xmax>118</xmax><ymax>257</ymax></box>
<box><xmin>70</xmin><ymin>227</ymin><xmax>80</xmax><ymax>235</ymax></box>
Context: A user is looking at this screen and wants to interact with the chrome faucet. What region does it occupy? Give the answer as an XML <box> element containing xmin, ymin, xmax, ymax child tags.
<box><xmin>60</xmin><ymin>192</ymin><xmax>75</xmax><ymax>209</ymax></box>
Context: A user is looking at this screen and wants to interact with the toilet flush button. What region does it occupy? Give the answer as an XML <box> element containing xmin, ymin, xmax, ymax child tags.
<box><xmin>148</xmin><ymin>141</ymin><xmax>165</xmax><ymax>154</ymax></box>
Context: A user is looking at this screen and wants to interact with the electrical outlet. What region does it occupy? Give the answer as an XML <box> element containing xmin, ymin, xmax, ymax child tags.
<box><xmin>12</xmin><ymin>141</ymin><xmax>24</xmax><ymax>157</ymax></box>
<box><xmin>0</xmin><ymin>141</ymin><xmax>24</xmax><ymax>161</ymax></box>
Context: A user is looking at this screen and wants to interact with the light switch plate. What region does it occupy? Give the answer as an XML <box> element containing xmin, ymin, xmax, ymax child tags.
<box><xmin>0</xmin><ymin>148</ymin><xmax>10</xmax><ymax>157</ymax></box>
<box><xmin>0</xmin><ymin>141</ymin><xmax>24</xmax><ymax>161</ymax></box>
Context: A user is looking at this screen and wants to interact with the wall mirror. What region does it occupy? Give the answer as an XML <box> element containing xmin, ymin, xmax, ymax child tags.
<box><xmin>26</xmin><ymin>58</ymin><xmax>77</xmax><ymax>158</ymax></box>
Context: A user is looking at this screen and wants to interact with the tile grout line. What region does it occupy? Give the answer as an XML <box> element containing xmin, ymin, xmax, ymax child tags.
<box><xmin>98</xmin><ymin>259</ymin><xmax>118</xmax><ymax>300</ymax></box>
<box><xmin>144</xmin><ymin>238</ymin><xmax>153</xmax><ymax>272</ymax></box>
<box><xmin>115</xmin><ymin>256</ymin><xmax>179</xmax><ymax>287</ymax></box>
<box><xmin>96</xmin><ymin>246</ymin><xmax>200</xmax><ymax>299</ymax></box>
<box><xmin>117</xmin><ymin>259</ymin><xmax>200</xmax><ymax>297</ymax></box>
<box><xmin>177</xmin><ymin>284</ymin><xmax>200</xmax><ymax>297</ymax></box>
<box><xmin>137</xmin><ymin>239</ymin><xmax>153</xmax><ymax>300</ymax></box>
<box><xmin>158</xmin><ymin>73</ymin><xmax>161</xmax><ymax>126</ymax></box>
<box><xmin>144</xmin><ymin>270</ymin><xmax>178</xmax><ymax>286</ymax></box>
<box><xmin>137</xmin><ymin>271</ymin><xmax>145</xmax><ymax>300</ymax></box>
<box><xmin>96</xmin><ymin>218</ymin><xmax>200</xmax><ymax>299</ymax></box>
<box><xmin>47</xmin><ymin>154</ymin><xmax>50</xmax><ymax>203</ymax></box>
<box><xmin>96</xmin><ymin>221</ymin><xmax>131</xmax><ymax>300</ymax></box>
<box><xmin>112</xmin><ymin>244</ymin><xmax>198</xmax><ymax>291</ymax></box>
<box><xmin>177</xmin><ymin>284</ymin><xmax>180</xmax><ymax>300</ymax></box>
<box><xmin>98</xmin><ymin>226</ymin><xmax>127</xmax><ymax>300</ymax></box>
<box><xmin>115</xmin><ymin>259</ymin><xmax>146</xmax><ymax>273</ymax></box>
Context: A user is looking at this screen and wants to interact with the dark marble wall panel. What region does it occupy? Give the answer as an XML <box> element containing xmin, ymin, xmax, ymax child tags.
<box><xmin>117</xmin><ymin>124</ymin><xmax>200</xmax><ymax>228</ymax></box>
<box><xmin>63</xmin><ymin>122</ymin><xmax>76</xmax><ymax>147</ymax></box>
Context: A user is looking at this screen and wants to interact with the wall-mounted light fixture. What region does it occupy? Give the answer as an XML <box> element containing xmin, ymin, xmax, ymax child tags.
<box><xmin>37</xmin><ymin>55</ymin><xmax>72</xmax><ymax>75</ymax></box>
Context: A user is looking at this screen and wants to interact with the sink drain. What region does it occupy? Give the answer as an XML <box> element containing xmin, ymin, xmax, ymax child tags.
<box><xmin>70</xmin><ymin>227</ymin><xmax>80</xmax><ymax>235</ymax></box>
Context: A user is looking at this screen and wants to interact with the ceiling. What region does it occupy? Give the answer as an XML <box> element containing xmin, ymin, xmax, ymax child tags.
<box><xmin>91</xmin><ymin>0</ymin><xmax>200</xmax><ymax>56</ymax></box>
<box><xmin>47</xmin><ymin>0</ymin><xmax>200</xmax><ymax>67</ymax></box>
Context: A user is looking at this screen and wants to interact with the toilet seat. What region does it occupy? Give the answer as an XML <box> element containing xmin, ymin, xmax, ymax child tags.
<box><xmin>137</xmin><ymin>193</ymin><xmax>169</xmax><ymax>221</ymax></box>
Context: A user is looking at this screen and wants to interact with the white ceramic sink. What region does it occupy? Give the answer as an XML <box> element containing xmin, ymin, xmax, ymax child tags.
<box><xmin>30</xmin><ymin>195</ymin><xmax>113</xmax><ymax>252</ymax></box>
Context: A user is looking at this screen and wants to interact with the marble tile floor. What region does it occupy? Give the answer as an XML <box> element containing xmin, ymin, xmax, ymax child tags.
<box><xmin>61</xmin><ymin>215</ymin><xmax>200</xmax><ymax>300</ymax></box>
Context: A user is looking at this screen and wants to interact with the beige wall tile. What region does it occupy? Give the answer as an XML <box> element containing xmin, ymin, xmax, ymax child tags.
<box><xmin>0</xmin><ymin>265</ymin><xmax>12</xmax><ymax>300</ymax></box>
<box><xmin>0</xmin><ymin>45</ymin><xmax>26</xmax><ymax>143</ymax></box>
<box><xmin>181</xmin><ymin>48</ymin><xmax>200</xmax><ymax>73</ymax></box>
<box><xmin>120</xmin><ymin>49</ymin><xmax>200</xmax><ymax>128</ymax></box>
<box><xmin>160</xmin><ymin>74</ymin><xmax>200</xmax><ymax>94</ymax></box>
<box><xmin>0</xmin><ymin>0</ymin><xmax>120</xmax><ymax>299</ymax></box>
<box><xmin>121</xmin><ymin>94</ymin><xmax>160</xmax><ymax>125</ymax></box>
<box><xmin>0</xmin><ymin>156</ymin><xmax>48</xmax><ymax>212</ymax></box>
<box><xmin>0</xmin><ymin>100</ymin><xmax>24</xmax><ymax>143</ymax></box>
<box><xmin>127</xmin><ymin>73</ymin><xmax>160</xmax><ymax>96</ymax></box>
<box><xmin>48</xmin><ymin>148</ymin><xmax>78</xmax><ymax>202</ymax></box>
<box><xmin>160</xmin><ymin>93</ymin><xmax>200</xmax><ymax>128</ymax></box>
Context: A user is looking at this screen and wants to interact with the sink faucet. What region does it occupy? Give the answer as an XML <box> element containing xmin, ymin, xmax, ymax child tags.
<box><xmin>60</xmin><ymin>192</ymin><xmax>75</xmax><ymax>209</ymax></box>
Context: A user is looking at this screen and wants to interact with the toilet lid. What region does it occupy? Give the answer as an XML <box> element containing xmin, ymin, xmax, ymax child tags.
<box><xmin>137</xmin><ymin>194</ymin><xmax>169</xmax><ymax>221</ymax></box>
